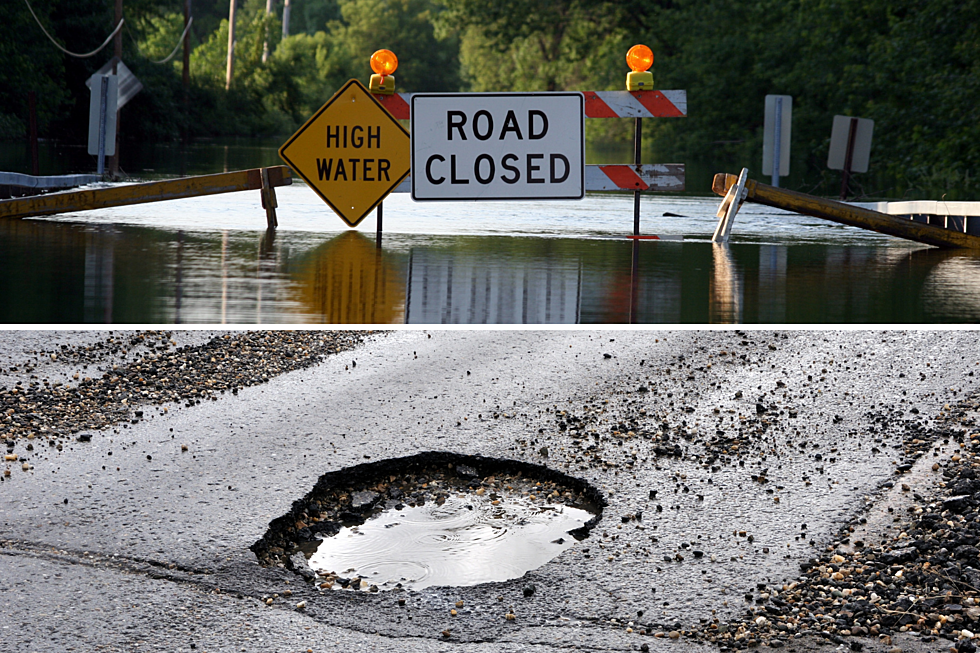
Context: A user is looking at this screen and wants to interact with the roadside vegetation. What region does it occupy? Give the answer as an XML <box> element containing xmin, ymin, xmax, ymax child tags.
<box><xmin>1</xmin><ymin>0</ymin><xmax>977</xmax><ymax>198</ymax></box>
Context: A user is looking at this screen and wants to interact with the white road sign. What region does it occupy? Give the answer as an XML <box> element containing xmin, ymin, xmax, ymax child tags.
<box><xmin>411</xmin><ymin>93</ymin><xmax>585</xmax><ymax>201</ymax></box>
<box><xmin>828</xmin><ymin>115</ymin><xmax>874</xmax><ymax>173</ymax></box>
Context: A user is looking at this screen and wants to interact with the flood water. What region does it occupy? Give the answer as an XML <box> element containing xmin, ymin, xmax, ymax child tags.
<box><xmin>307</xmin><ymin>494</ymin><xmax>594</xmax><ymax>591</ymax></box>
<box><xmin>3</xmin><ymin>140</ymin><xmax>980</xmax><ymax>324</ymax></box>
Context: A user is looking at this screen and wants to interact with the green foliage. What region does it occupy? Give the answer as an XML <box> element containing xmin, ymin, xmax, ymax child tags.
<box><xmin>326</xmin><ymin>0</ymin><xmax>460</xmax><ymax>92</ymax></box>
<box><xmin>4</xmin><ymin>0</ymin><xmax>979</xmax><ymax>197</ymax></box>
<box><xmin>439</xmin><ymin>0</ymin><xmax>628</xmax><ymax>92</ymax></box>
<box><xmin>0</xmin><ymin>1</ymin><xmax>67</xmax><ymax>138</ymax></box>
<box><xmin>289</xmin><ymin>0</ymin><xmax>343</xmax><ymax>34</ymax></box>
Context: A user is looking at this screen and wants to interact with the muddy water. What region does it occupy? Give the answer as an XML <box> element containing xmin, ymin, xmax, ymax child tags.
<box><xmin>307</xmin><ymin>494</ymin><xmax>594</xmax><ymax>591</ymax></box>
<box><xmin>4</xmin><ymin>167</ymin><xmax>980</xmax><ymax>323</ymax></box>
<box><xmin>4</xmin><ymin>218</ymin><xmax>980</xmax><ymax>323</ymax></box>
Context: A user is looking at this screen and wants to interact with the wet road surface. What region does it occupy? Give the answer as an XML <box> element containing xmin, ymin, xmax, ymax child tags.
<box><xmin>2</xmin><ymin>330</ymin><xmax>977</xmax><ymax>652</ymax></box>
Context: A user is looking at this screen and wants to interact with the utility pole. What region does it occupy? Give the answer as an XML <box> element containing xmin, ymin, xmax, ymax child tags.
<box><xmin>183</xmin><ymin>0</ymin><xmax>191</xmax><ymax>89</ymax></box>
<box><xmin>183</xmin><ymin>0</ymin><xmax>191</xmax><ymax>142</ymax></box>
<box><xmin>262</xmin><ymin>0</ymin><xmax>273</xmax><ymax>63</ymax></box>
<box><xmin>225</xmin><ymin>0</ymin><xmax>236</xmax><ymax>90</ymax></box>
<box><xmin>281</xmin><ymin>0</ymin><xmax>290</xmax><ymax>40</ymax></box>
<box><xmin>109</xmin><ymin>0</ymin><xmax>123</xmax><ymax>178</ymax></box>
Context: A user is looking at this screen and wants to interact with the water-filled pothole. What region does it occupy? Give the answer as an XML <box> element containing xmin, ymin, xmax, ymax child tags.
<box><xmin>252</xmin><ymin>452</ymin><xmax>604</xmax><ymax>591</ymax></box>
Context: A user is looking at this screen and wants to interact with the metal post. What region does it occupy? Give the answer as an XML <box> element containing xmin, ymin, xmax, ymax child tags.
<box><xmin>376</xmin><ymin>201</ymin><xmax>383</xmax><ymax>248</ymax></box>
<box><xmin>633</xmin><ymin>117</ymin><xmax>642</xmax><ymax>235</ymax></box>
<box><xmin>97</xmin><ymin>77</ymin><xmax>109</xmax><ymax>176</ymax></box>
<box><xmin>109</xmin><ymin>0</ymin><xmax>123</xmax><ymax>179</ymax></box>
<box><xmin>772</xmin><ymin>96</ymin><xmax>782</xmax><ymax>188</ymax></box>
<box><xmin>27</xmin><ymin>91</ymin><xmax>39</xmax><ymax>176</ymax></box>
<box><xmin>839</xmin><ymin>117</ymin><xmax>858</xmax><ymax>200</ymax></box>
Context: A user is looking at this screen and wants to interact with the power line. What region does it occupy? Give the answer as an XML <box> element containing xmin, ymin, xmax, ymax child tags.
<box><xmin>23</xmin><ymin>0</ymin><xmax>123</xmax><ymax>59</ymax></box>
<box><xmin>130</xmin><ymin>17</ymin><xmax>193</xmax><ymax>64</ymax></box>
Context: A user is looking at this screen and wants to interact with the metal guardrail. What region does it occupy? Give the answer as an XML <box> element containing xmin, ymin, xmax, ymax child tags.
<box><xmin>0</xmin><ymin>167</ymin><xmax>291</xmax><ymax>227</ymax></box>
<box><xmin>0</xmin><ymin>171</ymin><xmax>100</xmax><ymax>190</ymax></box>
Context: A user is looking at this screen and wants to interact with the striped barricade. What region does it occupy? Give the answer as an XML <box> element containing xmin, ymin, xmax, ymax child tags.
<box><xmin>374</xmin><ymin>91</ymin><xmax>687</xmax><ymax>120</ymax></box>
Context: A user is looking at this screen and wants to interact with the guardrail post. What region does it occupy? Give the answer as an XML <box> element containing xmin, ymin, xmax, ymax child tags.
<box><xmin>260</xmin><ymin>167</ymin><xmax>278</xmax><ymax>229</ymax></box>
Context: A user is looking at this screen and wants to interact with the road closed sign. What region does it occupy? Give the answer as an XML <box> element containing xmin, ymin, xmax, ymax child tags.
<box><xmin>411</xmin><ymin>93</ymin><xmax>584</xmax><ymax>201</ymax></box>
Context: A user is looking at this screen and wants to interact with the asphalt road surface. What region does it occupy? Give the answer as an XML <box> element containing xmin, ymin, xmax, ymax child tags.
<box><xmin>2</xmin><ymin>329</ymin><xmax>976</xmax><ymax>653</ymax></box>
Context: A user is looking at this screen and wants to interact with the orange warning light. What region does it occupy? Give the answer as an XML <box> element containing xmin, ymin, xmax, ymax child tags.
<box><xmin>626</xmin><ymin>45</ymin><xmax>654</xmax><ymax>72</ymax></box>
<box><xmin>371</xmin><ymin>50</ymin><xmax>399</xmax><ymax>77</ymax></box>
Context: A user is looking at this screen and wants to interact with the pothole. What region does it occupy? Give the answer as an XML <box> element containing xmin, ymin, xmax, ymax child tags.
<box><xmin>252</xmin><ymin>452</ymin><xmax>604</xmax><ymax>591</ymax></box>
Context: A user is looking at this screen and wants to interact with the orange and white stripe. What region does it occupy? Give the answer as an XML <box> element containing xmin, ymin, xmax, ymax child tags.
<box><xmin>374</xmin><ymin>91</ymin><xmax>687</xmax><ymax>120</ymax></box>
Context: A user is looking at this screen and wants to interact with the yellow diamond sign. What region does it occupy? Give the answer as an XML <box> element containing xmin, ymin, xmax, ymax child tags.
<box><xmin>279</xmin><ymin>79</ymin><xmax>410</xmax><ymax>227</ymax></box>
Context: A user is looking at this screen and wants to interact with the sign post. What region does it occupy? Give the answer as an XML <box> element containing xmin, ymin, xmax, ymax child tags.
<box><xmin>828</xmin><ymin>115</ymin><xmax>874</xmax><ymax>200</ymax></box>
<box><xmin>410</xmin><ymin>93</ymin><xmax>585</xmax><ymax>201</ymax></box>
<box><xmin>88</xmin><ymin>75</ymin><xmax>119</xmax><ymax>171</ymax></box>
<box><xmin>279</xmin><ymin>79</ymin><xmax>411</xmax><ymax>227</ymax></box>
<box><xmin>762</xmin><ymin>95</ymin><xmax>792</xmax><ymax>187</ymax></box>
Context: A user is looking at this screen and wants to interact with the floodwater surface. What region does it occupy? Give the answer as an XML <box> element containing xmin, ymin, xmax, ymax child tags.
<box><xmin>3</xmin><ymin>182</ymin><xmax>980</xmax><ymax>323</ymax></box>
<box><xmin>307</xmin><ymin>494</ymin><xmax>594</xmax><ymax>591</ymax></box>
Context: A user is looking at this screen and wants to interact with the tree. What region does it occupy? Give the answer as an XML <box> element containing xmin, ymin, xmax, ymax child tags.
<box><xmin>326</xmin><ymin>0</ymin><xmax>461</xmax><ymax>92</ymax></box>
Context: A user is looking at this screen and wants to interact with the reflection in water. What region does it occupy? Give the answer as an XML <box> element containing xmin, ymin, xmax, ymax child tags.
<box><xmin>4</xmin><ymin>220</ymin><xmax>980</xmax><ymax>323</ymax></box>
<box><xmin>293</xmin><ymin>231</ymin><xmax>405</xmax><ymax>323</ymax></box>
<box><xmin>83</xmin><ymin>228</ymin><xmax>115</xmax><ymax>323</ymax></box>
<box><xmin>709</xmin><ymin>244</ymin><xmax>743</xmax><ymax>323</ymax></box>
<box><xmin>405</xmin><ymin>246</ymin><xmax>580</xmax><ymax>324</ymax></box>
<box><xmin>174</xmin><ymin>231</ymin><xmax>184</xmax><ymax>323</ymax></box>
<box><xmin>757</xmin><ymin>245</ymin><xmax>787</xmax><ymax>323</ymax></box>
<box><xmin>921</xmin><ymin>252</ymin><xmax>980</xmax><ymax>323</ymax></box>
<box><xmin>307</xmin><ymin>494</ymin><xmax>592</xmax><ymax>591</ymax></box>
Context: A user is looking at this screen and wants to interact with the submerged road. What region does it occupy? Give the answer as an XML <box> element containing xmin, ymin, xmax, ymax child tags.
<box><xmin>1</xmin><ymin>330</ymin><xmax>977</xmax><ymax>653</ymax></box>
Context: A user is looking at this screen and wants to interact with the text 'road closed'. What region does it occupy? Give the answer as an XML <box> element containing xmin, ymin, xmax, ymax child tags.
<box><xmin>411</xmin><ymin>93</ymin><xmax>585</xmax><ymax>201</ymax></box>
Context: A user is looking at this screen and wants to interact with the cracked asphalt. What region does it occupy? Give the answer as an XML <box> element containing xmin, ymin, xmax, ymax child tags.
<box><xmin>1</xmin><ymin>329</ymin><xmax>977</xmax><ymax>653</ymax></box>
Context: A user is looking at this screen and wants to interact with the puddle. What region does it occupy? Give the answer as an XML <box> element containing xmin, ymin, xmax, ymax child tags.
<box><xmin>306</xmin><ymin>493</ymin><xmax>594</xmax><ymax>591</ymax></box>
<box><xmin>252</xmin><ymin>452</ymin><xmax>604</xmax><ymax>591</ymax></box>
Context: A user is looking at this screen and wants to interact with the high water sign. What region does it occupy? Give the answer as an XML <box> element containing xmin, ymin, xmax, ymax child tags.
<box><xmin>279</xmin><ymin>79</ymin><xmax>411</xmax><ymax>227</ymax></box>
<box><xmin>410</xmin><ymin>93</ymin><xmax>585</xmax><ymax>201</ymax></box>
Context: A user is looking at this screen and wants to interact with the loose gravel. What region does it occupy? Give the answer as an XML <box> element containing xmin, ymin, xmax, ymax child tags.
<box><xmin>0</xmin><ymin>331</ymin><xmax>370</xmax><ymax>465</ymax></box>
